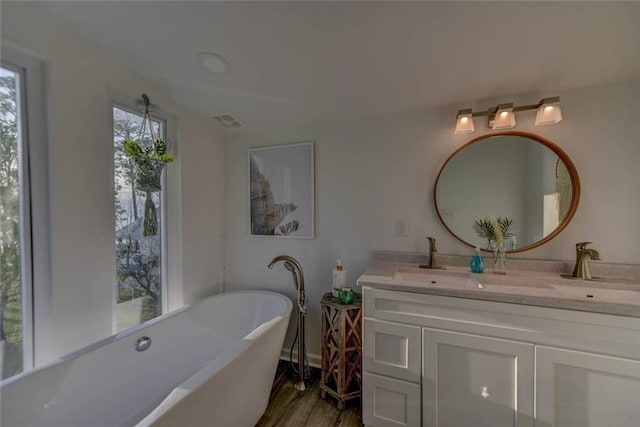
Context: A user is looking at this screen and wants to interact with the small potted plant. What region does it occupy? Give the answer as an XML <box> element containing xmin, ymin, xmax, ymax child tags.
<box><xmin>473</xmin><ymin>216</ymin><xmax>513</xmax><ymax>274</ymax></box>
<box><xmin>473</xmin><ymin>216</ymin><xmax>514</xmax><ymax>250</ymax></box>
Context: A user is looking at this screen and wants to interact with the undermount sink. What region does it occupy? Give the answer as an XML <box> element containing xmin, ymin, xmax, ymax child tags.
<box><xmin>393</xmin><ymin>267</ymin><xmax>483</xmax><ymax>289</ymax></box>
<box><xmin>551</xmin><ymin>284</ymin><xmax>640</xmax><ymax>304</ymax></box>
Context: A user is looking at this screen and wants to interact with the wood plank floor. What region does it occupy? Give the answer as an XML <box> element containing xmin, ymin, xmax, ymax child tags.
<box><xmin>256</xmin><ymin>361</ymin><xmax>363</xmax><ymax>427</ymax></box>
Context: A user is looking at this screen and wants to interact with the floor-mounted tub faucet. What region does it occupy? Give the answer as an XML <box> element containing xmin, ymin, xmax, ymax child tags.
<box><xmin>571</xmin><ymin>242</ymin><xmax>602</xmax><ymax>280</ymax></box>
<box><xmin>268</xmin><ymin>255</ymin><xmax>307</xmax><ymax>392</ymax></box>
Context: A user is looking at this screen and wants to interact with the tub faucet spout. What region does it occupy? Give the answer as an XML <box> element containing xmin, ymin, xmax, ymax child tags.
<box><xmin>268</xmin><ymin>255</ymin><xmax>307</xmax><ymax>392</ymax></box>
<box><xmin>268</xmin><ymin>256</ymin><xmax>306</xmax><ymax>312</ymax></box>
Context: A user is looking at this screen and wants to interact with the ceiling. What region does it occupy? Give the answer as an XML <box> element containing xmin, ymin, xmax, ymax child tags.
<box><xmin>37</xmin><ymin>1</ymin><xmax>640</xmax><ymax>133</ymax></box>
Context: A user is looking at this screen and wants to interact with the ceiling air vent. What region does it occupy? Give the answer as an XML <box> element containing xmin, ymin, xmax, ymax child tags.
<box><xmin>212</xmin><ymin>112</ymin><xmax>242</xmax><ymax>128</ymax></box>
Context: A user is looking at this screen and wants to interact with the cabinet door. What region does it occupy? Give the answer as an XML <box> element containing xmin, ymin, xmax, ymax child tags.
<box><xmin>422</xmin><ymin>328</ymin><xmax>534</xmax><ymax>427</ymax></box>
<box><xmin>364</xmin><ymin>319</ymin><xmax>422</xmax><ymax>383</ymax></box>
<box><xmin>363</xmin><ymin>372</ymin><xmax>421</xmax><ymax>427</ymax></box>
<box><xmin>536</xmin><ymin>346</ymin><xmax>640</xmax><ymax>427</ymax></box>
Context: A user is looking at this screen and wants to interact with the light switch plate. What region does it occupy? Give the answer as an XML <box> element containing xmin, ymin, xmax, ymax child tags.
<box><xmin>394</xmin><ymin>219</ymin><xmax>408</xmax><ymax>237</ymax></box>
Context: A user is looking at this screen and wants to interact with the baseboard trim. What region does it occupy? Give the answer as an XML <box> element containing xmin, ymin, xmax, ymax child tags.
<box><xmin>279</xmin><ymin>347</ymin><xmax>322</xmax><ymax>368</ymax></box>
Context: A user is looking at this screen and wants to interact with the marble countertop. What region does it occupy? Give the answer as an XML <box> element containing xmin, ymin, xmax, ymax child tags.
<box><xmin>357</xmin><ymin>262</ymin><xmax>640</xmax><ymax>318</ymax></box>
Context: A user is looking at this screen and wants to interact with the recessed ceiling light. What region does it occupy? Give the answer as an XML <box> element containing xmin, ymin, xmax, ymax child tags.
<box><xmin>198</xmin><ymin>52</ymin><xmax>230</xmax><ymax>74</ymax></box>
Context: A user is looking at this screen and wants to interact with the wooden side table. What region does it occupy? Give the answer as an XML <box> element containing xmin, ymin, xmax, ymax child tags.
<box><xmin>320</xmin><ymin>292</ymin><xmax>362</xmax><ymax>410</ymax></box>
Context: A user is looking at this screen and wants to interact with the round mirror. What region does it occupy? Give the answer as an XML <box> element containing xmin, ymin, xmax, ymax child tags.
<box><xmin>434</xmin><ymin>131</ymin><xmax>580</xmax><ymax>253</ymax></box>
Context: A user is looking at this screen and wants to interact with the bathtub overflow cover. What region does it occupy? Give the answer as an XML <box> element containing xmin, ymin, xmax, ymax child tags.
<box><xmin>136</xmin><ymin>336</ymin><xmax>152</xmax><ymax>352</ymax></box>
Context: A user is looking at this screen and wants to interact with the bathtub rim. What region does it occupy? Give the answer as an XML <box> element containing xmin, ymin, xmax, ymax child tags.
<box><xmin>135</xmin><ymin>311</ymin><xmax>292</xmax><ymax>426</ymax></box>
<box><xmin>0</xmin><ymin>290</ymin><xmax>293</xmax><ymax>388</ymax></box>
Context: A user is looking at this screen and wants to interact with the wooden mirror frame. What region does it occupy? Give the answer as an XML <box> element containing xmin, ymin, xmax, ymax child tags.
<box><xmin>434</xmin><ymin>130</ymin><xmax>581</xmax><ymax>253</ymax></box>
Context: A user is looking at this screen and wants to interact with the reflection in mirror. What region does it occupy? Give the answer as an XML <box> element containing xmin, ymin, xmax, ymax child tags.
<box><xmin>435</xmin><ymin>132</ymin><xmax>579</xmax><ymax>252</ymax></box>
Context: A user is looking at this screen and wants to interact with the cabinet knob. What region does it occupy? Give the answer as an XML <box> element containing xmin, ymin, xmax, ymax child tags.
<box><xmin>480</xmin><ymin>386</ymin><xmax>491</xmax><ymax>399</ymax></box>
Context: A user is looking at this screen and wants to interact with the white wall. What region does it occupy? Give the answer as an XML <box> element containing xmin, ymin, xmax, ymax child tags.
<box><xmin>2</xmin><ymin>3</ymin><xmax>225</xmax><ymax>363</ymax></box>
<box><xmin>224</xmin><ymin>79</ymin><xmax>640</xmax><ymax>357</ymax></box>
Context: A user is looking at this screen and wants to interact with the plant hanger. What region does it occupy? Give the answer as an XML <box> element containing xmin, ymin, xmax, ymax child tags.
<box><xmin>137</xmin><ymin>94</ymin><xmax>158</xmax><ymax>146</ymax></box>
<box><xmin>123</xmin><ymin>93</ymin><xmax>174</xmax><ymax>237</ymax></box>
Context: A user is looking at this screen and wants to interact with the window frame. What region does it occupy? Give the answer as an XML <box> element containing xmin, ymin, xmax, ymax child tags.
<box><xmin>1</xmin><ymin>42</ymin><xmax>50</xmax><ymax>373</ymax></box>
<box><xmin>111</xmin><ymin>99</ymin><xmax>170</xmax><ymax>331</ymax></box>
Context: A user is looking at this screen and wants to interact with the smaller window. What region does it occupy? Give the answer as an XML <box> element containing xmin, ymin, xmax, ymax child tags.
<box><xmin>112</xmin><ymin>105</ymin><xmax>166</xmax><ymax>332</ymax></box>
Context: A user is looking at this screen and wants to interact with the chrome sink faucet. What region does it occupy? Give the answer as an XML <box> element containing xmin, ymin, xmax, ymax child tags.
<box><xmin>571</xmin><ymin>242</ymin><xmax>602</xmax><ymax>280</ymax></box>
<box><xmin>420</xmin><ymin>237</ymin><xmax>445</xmax><ymax>269</ymax></box>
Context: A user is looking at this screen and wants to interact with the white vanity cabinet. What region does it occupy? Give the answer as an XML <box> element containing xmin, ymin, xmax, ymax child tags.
<box><xmin>361</xmin><ymin>286</ymin><xmax>640</xmax><ymax>427</ymax></box>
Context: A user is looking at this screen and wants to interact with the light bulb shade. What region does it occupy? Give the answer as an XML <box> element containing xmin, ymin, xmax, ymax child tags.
<box><xmin>454</xmin><ymin>109</ymin><xmax>474</xmax><ymax>134</ymax></box>
<box><xmin>535</xmin><ymin>98</ymin><xmax>562</xmax><ymax>125</ymax></box>
<box><xmin>492</xmin><ymin>104</ymin><xmax>516</xmax><ymax>130</ymax></box>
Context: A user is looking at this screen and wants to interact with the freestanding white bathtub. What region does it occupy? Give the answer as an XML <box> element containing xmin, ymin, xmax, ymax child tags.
<box><xmin>0</xmin><ymin>291</ymin><xmax>292</xmax><ymax>427</ymax></box>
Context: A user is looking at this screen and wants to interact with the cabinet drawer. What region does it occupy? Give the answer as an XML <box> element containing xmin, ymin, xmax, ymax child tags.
<box><xmin>364</xmin><ymin>318</ymin><xmax>421</xmax><ymax>383</ymax></box>
<box><xmin>363</xmin><ymin>372</ymin><xmax>421</xmax><ymax>427</ymax></box>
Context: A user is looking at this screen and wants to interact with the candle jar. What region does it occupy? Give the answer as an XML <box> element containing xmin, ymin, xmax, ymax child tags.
<box><xmin>338</xmin><ymin>287</ymin><xmax>355</xmax><ymax>304</ymax></box>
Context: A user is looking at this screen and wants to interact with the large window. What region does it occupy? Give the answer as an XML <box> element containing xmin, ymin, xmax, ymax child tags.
<box><xmin>112</xmin><ymin>105</ymin><xmax>166</xmax><ymax>332</ymax></box>
<box><xmin>0</xmin><ymin>65</ymin><xmax>28</xmax><ymax>379</ymax></box>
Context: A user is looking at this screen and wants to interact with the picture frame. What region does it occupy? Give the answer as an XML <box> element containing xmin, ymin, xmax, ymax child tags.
<box><xmin>249</xmin><ymin>141</ymin><xmax>315</xmax><ymax>238</ymax></box>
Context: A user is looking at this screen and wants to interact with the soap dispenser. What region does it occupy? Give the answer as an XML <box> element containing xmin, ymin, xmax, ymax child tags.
<box><xmin>332</xmin><ymin>260</ymin><xmax>346</xmax><ymax>297</ymax></box>
<box><xmin>470</xmin><ymin>246</ymin><xmax>485</xmax><ymax>273</ymax></box>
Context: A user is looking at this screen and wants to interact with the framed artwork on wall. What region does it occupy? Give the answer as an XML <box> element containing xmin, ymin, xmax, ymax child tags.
<box><xmin>249</xmin><ymin>141</ymin><xmax>314</xmax><ymax>238</ymax></box>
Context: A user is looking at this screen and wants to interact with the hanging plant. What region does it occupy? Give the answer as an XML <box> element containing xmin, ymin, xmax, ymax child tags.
<box><xmin>122</xmin><ymin>94</ymin><xmax>174</xmax><ymax>236</ymax></box>
<box><xmin>123</xmin><ymin>138</ymin><xmax>174</xmax><ymax>192</ymax></box>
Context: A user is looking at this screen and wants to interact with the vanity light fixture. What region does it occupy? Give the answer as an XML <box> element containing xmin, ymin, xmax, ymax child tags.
<box><xmin>454</xmin><ymin>109</ymin><xmax>474</xmax><ymax>134</ymax></box>
<box><xmin>492</xmin><ymin>103</ymin><xmax>516</xmax><ymax>130</ymax></box>
<box><xmin>535</xmin><ymin>97</ymin><xmax>563</xmax><ymax>125</ymax></box>
<box><xmin>454</xmin><ymin>97</ymin><xmax>562</xmax><ymax>134</ymax></box>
